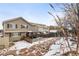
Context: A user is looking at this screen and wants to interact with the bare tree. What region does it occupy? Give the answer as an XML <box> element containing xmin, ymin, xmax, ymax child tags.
<box><xmin>48</xmin><ymin>3</ymin><xmax>79</xmax><ymax>55</ymax></box>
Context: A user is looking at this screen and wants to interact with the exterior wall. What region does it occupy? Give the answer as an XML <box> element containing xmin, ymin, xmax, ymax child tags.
<box><xmin>3</xmin><ymin>18</ymin><xmax>49</xmax><ymax>38</ymax></box>
<box><xmin>32</xmin><ymin>26</ymin><xmax>38</xmax><ymax>32</ymax></box>
<box><xmin>4</xmin><ymin>19</ymin><xmax>35</xmax><ymax>32</ymax></box>
<box><xmin>0</xmin><ymin>17</ymin><xmax>50</xmax><ymax>49</ymax></box>
<box><xmin>3</xmin><ymin>19</ymin><xmax>37</xmax><ymax>42</ymax></box>
<box><xmin>43</xmin><ymin>27</ymin><xmax>49</xmax><ymax>32</ymax></box>
<box><xmin>38</xmin><ymin>27</ymin><xmax>44</xmax><ymax>32</ymax></box>
<box><xmin>3</xmin><ymin>19</ymin><xmax>38</xmax><ymax>37</ymax></box>
<box><xmin>37</xmin><ymin>25</ymin><xmax>49</xmax><ymax>32</ymax></box>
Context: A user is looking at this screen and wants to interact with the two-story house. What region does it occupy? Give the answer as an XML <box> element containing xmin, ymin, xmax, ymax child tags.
<box><xmin>3</xmin><ymin>17</ymin><xmax>38</xmax><ymax>37</ymax></box>
<box><xmin>3</xmin><ymin>17</ymin><xmax>49</xmax><ymax>38</ymax></box>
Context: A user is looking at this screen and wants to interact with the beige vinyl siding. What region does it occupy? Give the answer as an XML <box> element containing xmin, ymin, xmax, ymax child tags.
<box><xmin>3</xmin><ymin>18</ymin><xmax>38</xmax><ymax>34</ymax></box>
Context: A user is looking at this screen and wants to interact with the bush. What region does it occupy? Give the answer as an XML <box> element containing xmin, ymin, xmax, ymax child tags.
<box><xmin>9</xmin><ymin>42</ymin><xmax>15</xmax><ymax>47</ymax></box>
<box><xmin>20</xmin><ymin>35</ymin><xmax>26</xmax><ymax>41</ymax></box>
<box><xmin>20</xmin><ymin>35</ymin><xmax>32</xmax><ymax>43</ymax></box>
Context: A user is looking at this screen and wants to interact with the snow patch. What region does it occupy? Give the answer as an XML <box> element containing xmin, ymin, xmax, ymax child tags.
<box><xmin>9</xmin><ymin>40</ymin><xmax>31</xmax><ymax>50</ymax></box>
<box><xmin>44</xmin><ymin>37</ymin><xmax>76</xmax><ymax>56</ymax></box>
<box><xmin>7</xmin><ymin>55</ymin><xmax>14</xmax><ymax>56</ymax></box>
<box><xmin>44</xmin><ymin>44</ymin><xmax>60</xmax><ymax>56</ymax></box>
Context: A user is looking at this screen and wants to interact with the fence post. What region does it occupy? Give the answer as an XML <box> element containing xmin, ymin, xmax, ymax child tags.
<box><xmin>4</xmin><ymin>37</ymin><xmax>9</xmax><ymax>48</ymax></box>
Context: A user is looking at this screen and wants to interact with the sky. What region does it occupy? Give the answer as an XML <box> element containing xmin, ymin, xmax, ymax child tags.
<box><xmin>0</xmin><ymin>3</ymin><xmax>64</xmax><ymax>29</ymax></box>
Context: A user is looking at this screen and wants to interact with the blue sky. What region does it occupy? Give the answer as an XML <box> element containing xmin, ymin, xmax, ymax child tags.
<box><xmin>0</xmin><ymin>3</ymin><xmax>64</xmax><ymax>29</ymax></box>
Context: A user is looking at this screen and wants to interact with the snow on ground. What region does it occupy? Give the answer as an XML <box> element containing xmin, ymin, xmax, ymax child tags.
<box><xmin>7</xmin><ymin>55</ymin><xmax>14</xmax><ymax>56</ymax></box>
<box><xmin>0</xmin><ymin>37</ymin><xmax>56</xmax><ymax>56</ymax></box>
<box><xmin>44</xmin><ymin>39</ymin><xmax>62</xmax><ymax>56</ymax></box>
<box><xmin>31</xmin><ymin>37</ymin><xmax>54</xmax><ymax>46</ymax></box>
<box><xmin>0</xmin><ymin>37</ymin><xmax>77</xmax><ymax>56</ymax></box>
<box><xmin>9</xmin><ymin>37</ymin><xmax>54</xmax><ymax>51</ymax></box>
<box><xmin>44</xmin><ymin>44</ymin><xmax>60</xmax><ymax>56</ymax></box>
<box><xmin>44</xmin><ymin>37</ymin><xmax>77</xmax><ymax>56</ymax></box>
<box><xmin>9</xmin><ymin>40</ymin><xmax>31</xmax><ymax>50</ymax></box>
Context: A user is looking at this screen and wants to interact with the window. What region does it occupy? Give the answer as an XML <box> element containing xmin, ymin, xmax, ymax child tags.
<box><xmin>12</xmin><ymin>24</ymin><xmax>16</xmax><ymax>29</ymax></box>
<box><xmin>7</xmin><ymin>24</ymin><xmax>12</xmax><ymax>28</ymax></box>
<box><xmin>7</xmin><ymin>24</ymin><xmax>18</xmax><ymax>29</ymax></box>
<box><xmin>16</xmin><ymin>24</ymin><xmax>17</xmax><ymax>28</ymax></box>
<box><xmin>21</xmin><ymin>25</ymin><xmax>25</xmax><ymax>28</ymax></box>
<box><xmin>7</xmin><ymin>24</ymin><xmax>9</xmax><ymax>28</ymax></box>
<box><xmin>26</xmin><ymin>25</ymin><xmax>28</xmax><ymax>29</ymax></box>
<box><xmin>21</xmin><ymin>24</ymin><xmax>29</xmax><ymax>29</ymax></box>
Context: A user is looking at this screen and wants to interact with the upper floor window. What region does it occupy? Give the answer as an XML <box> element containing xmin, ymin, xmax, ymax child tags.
<box><xmin>12</xmin><ymin>24</ymin><xmax>18</xmax><ymax>29</ymax></box>
<box><xmin>12</xmin><ymin>24</ymin><xmax>16</xmax><ymax>29</ymax></box>
<box><xmin>7</xmin><ymin>24</ymin><xmax>9</xmax><ymax>28</ymax></box>
<box><xmin>21</xmin><ymin>25</ymin><xmax>26</xmax><ymax>28</ymax></box>
<box><xmin>21</xmin><ymin>24</ymin><xmax>28</xmax><ymax>29</ymax></box>
<box><xmin>7</xmin><ymin>24</ymin><xmax>12</xmax><ymax>28</ymax></box>
<box><xmin>16</xmin><ymin>24</ymin><xmax>17</xmax><ymax>28</ymax></box>
<box><xmin>26</xmin><ymin>25</ymin><xmax>28</xmax><ymax>29</ymax></box>
<box><xmin>7</xmin><ymin>24</ymin><xmax>17</xmax><ymax>29</ymax></box>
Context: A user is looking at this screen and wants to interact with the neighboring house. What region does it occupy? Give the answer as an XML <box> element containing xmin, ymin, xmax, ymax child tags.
<box><xmin>0</xmin><ymin>17</ymin><xmax>50</xmax><ymax>48</ymax></box>
<box><xmin>31</xmin><ymin>23</ymin><xmax>49</xmax><ymax>33</ymax></box>
<box><xmin>3</xmin><ymin>17</ymin><xmax>49</xmax><ymax>38</ymax></box>
<box><xmin>48</xmin><ymin>26</ymin><xmax>65</xmax><ymax>37</ymax></box>
<box><xmin>3</xmin><ymin>17</ymin><xmax>37</xmax><ymax>37</ymax></box>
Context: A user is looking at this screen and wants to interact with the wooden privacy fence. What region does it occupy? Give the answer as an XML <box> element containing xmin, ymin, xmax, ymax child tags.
<box><xmin>0</xmin><ymin>37</ymin><xmax>9</xmax><ymax>49</ymax></box>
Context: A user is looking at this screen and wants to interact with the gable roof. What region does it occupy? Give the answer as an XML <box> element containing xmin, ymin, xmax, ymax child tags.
<box><xmin>3</xmin><ymin>17</ymin><xmax>33</xmax><ymax>26</ymax></box>
<box><xmin>30</xmin><ymin>22</ymin><xmax>46</xmax><ymax>26</ymax></box>
<box><xmin>30</xmin><ymin>22</ymin><xmax>48</xmax><ymax>28</ymax></box>
<box><xmin>2</xmin><ymin>17</ymin><xmax>48</xmax><ymax>28</ymax></box>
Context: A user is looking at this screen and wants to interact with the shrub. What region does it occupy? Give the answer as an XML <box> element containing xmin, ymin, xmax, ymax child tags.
<box><xmin>20</xmin><ymin>35</ymin><xmax>32</xmax><ymax>43</ymax></box>
<box><xmin>20</xmin><ymin>35</ymin><xmax>26</xmax><ymax>41</ymax></box>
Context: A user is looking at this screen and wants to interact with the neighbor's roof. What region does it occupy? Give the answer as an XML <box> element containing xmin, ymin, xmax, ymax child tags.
<box><xmin>3</xmin><ymin>17</ymin><xmax>48</xmax><ymax>27</ymax></box>
<box><xmin>49</xmin><ymin>26</ymin><xmax>61</xmax><ymax>30</ymax></box>
<box><xmin>49</xmin><ymin>30</ymin><xmax>58</xmax><ymax>32</ymax></box>
<box><xmin>30</xmin><ymin>22</ymin><xmax>46</xmax><ymax>26</ymax></box>
<box><xmin>2</xmin><ymin>17</ymin><xmax>33</xmax><ymax>26</ymax></box>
